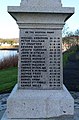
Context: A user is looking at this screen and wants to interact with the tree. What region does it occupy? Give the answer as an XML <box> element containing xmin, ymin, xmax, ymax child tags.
<box><xmin>74</xmin><ymin>29</ymin><xmax>79</xmax><ymax>45</ymax></box>
<box><xmin>62</xmin><ymin>24</ymin><xmax>69</xmax><ymax>37</ymax></box>
<box><xmin>62</xmin><ymin>24</ymin><xmax>79</xmax><ymax>51</ymax></box>
<box><xmin>63</xmin><ymin>30</ymin><xmax>75</xmax><ymax>49</ymax></box>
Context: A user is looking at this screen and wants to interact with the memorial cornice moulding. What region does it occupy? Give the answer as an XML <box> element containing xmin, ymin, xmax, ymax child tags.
<box><xmin>8</xmin><ymin>0</ymin><xmax>74</xmax><ymax>24</ymax></box>
<box><xmin>18</xmin><ymin>23</ymin><xmax>65</xmax><ymax>29</ymax></box>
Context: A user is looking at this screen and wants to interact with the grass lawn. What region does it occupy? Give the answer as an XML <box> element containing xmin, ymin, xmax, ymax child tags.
<box><xmin>0</xmin><ymin>67</ymin><xmax>18</xmax><ymax>93</ymax></box>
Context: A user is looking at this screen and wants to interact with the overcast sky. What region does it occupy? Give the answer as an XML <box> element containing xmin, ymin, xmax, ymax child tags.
<box><xmin>0</xmin><ymin>0</ymin><xmax>79</xmax><ymax>38</ymax></box>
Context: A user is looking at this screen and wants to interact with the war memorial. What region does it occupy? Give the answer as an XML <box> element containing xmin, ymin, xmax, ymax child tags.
<box><xmin>1</xmin><ymin>0</ymin><xmax>74</xmax><ymax>119</ymax></box>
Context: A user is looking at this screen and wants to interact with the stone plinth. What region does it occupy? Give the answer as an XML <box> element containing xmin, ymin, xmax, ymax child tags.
<box><xmin>1</xmin><ymin>0</ymin><xmax>75</xmax><ymax>119</ymax></box>
<box><xmin>1</xmin><ymin>84</ymin><xmax>74</xmax><ymax>120</ymax></box>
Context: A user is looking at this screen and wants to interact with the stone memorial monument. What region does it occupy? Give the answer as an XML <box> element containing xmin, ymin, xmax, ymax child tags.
<box><xmin>1</xmin><ymin>0</ymin><xmax>74</xmax><ymax>119</ymax></box>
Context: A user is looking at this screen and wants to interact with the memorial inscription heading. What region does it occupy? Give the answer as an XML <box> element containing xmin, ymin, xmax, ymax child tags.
<box><xmin>19</xmin><ymin>28</ymin><xmax>62</xmax><ymax>89</ymax></box>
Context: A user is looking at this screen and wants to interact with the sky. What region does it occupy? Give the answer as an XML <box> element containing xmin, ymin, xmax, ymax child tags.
<box><xmin>0</xmin><ymin>0</ymin><xmax>79</xmax><ymax>38</ymax></box>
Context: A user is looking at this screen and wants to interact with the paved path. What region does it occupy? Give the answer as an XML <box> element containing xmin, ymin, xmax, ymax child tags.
<box><xmin>0</xmin><ymin>110</ymin><xmax>5</xmax><ymax>119</ymax></box>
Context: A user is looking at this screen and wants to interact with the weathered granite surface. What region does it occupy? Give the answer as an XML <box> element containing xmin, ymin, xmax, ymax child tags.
<box><xmin>0</xmin><ymin>91</ymin><xmax>79</xmax><ymax>120</ymax></box>
<box><xmin>0</xmin><ymin>92</ymin><xmax>79</xmax><ymax>111</ymax></box>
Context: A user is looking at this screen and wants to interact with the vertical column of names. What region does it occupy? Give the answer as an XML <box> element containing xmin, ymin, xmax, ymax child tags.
<box><xmin>20</xmin><ymin>29</ymin><xmax>48</xmax><ymax>89</ymax></box>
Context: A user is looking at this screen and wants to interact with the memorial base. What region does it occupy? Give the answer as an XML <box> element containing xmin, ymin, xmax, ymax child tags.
<box><xmin>1</xmin><ymin>84</ymin><xmax>74</xmax><ymax>120</ymax></box>
<box><xmin>1</xmin><ymin>111</ymin><xmax>74</xmax><ymax>120</ymax></box>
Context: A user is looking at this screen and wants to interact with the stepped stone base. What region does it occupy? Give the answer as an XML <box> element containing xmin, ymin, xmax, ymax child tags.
<box><xmin>1</xmin><ymin>111</ymin><xmax>74</xmax><ymax>120</ymax></box>
<box><xmin>1</xmin><ymin>84</ymin><xmax>74</xmax><ymax>119</ymax></box>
